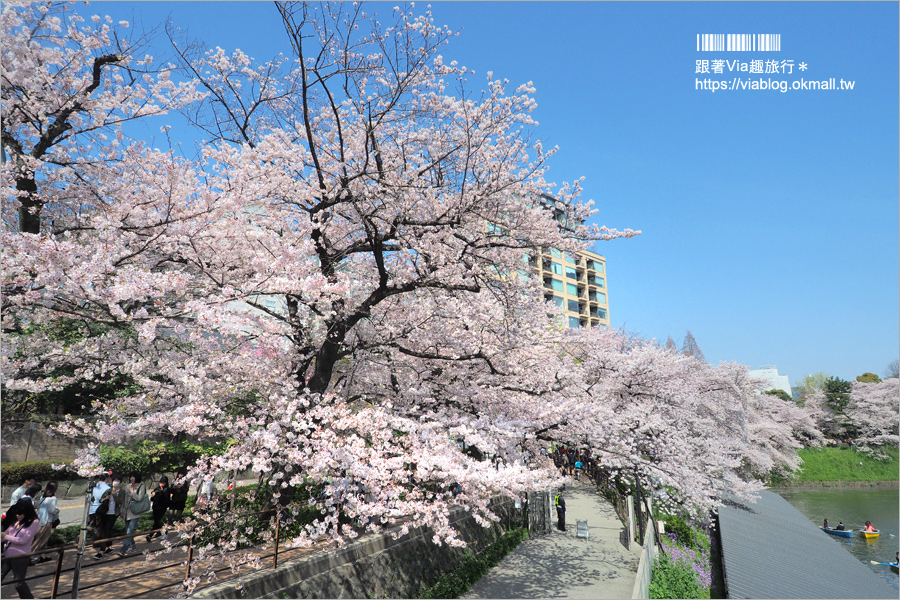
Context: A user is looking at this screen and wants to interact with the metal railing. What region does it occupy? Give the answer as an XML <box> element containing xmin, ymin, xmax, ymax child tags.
<box><xmin>631</xmin><ymin>521</ymin><xmax>658</xmax><ymax>599</ymax></box>
<box><xmin>1</xmin><ymin>508</ymin><xmax>285</xmax><ymax>599</ymax></box>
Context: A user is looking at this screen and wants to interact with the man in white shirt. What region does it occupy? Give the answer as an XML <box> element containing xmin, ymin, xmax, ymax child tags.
<box><xmin>89</xmin><ymin>473</ymin><xmax>116</xmax><ymax>558</ymax></box>
<box><xmin>8</xmin><ymin>473</ymin><xmax>36</xmax><ymax>507</ymax></box>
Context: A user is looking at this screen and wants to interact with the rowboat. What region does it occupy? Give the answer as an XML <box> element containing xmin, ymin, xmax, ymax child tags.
<box><xmin>859</xmin><ymin>529</ymin><xmax>880</xmax><ymax>540</ymax></box>
<box><xmin>821</xmin><ymin>527</ymin><xmax>852</xmax><ymax>538</ymax></box>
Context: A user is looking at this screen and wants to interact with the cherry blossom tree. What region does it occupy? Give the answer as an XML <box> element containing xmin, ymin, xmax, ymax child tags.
<box><xmin>2</xmin><ymin>1</ymin><xmax>634</xmax><ymax>549</ymax></box>
<box><xmin>846</xmin><ymin>379</ymin><xmax>899</xmax><ymax>457</ymax></box>
<box><xmin>2</xmin><ymin>2</ymin><xmax>808</xmax><ymax>566</ymax></box>
<box><xmin>1</xmin><ymin>2</ymin><xmax>198</xmax><ymax>234</ymax></box>
<box><xmin>807</xmin><ymin>379</ymin><xmax>898</xmax><ymax>457</ymax></box>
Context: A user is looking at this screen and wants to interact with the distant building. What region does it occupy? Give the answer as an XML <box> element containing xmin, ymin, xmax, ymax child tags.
<box><xmin>522</xmin><ymin>195</ymin><xmax>610</xmax><ymax>330</ymax></box>
<box><xmin>748</xmin><ymin>365</ymin><xmax>791</xmax><ymax>397</ymax></box>
<box><xmin>530</xmin><ymin>247</ymin><xmax>610</xmax><ymax>329</ymax></box>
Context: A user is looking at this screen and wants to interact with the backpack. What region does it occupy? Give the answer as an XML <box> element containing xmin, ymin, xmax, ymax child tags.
<box><xmin>96</xmin><ymin>488</ymin><xmax>112</xmax><ymax>516</ymax></box>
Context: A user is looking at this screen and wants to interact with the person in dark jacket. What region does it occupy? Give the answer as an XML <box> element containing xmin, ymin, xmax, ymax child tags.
<box><xmin>555</xmin><ymin>487</ymin><xmax>567</xmax><ymax>531</ymax></box>
<box><xmin>147</xmin><ymin>475</ymin><xmax>171</xmax><ymax>542</ymax></box>
<box><xmin>168</xmin><ymin>469</ymin><xmax>189</xmax><ymax>526</ymax></box>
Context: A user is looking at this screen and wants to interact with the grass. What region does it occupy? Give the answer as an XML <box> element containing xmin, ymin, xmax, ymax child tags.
<box><xmin>773</xmin><ymin>446</ymin><xmax>899</xmax><ymax>484</ymax></box>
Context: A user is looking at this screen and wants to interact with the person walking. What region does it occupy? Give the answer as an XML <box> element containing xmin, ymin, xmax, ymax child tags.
<box><xmin>110</xmin><ymin>476</ymin><xmax>127</xmax><ymax>531</ymax></box>
<box><xmin>22</xmin><ymin>485</ymin><xmax>41</xmax><ymax>509</ymax></box>
<box><xmin>147</xmin><ymin>475</ymin><xmax>171</xmax><ymax>542</ymax></box>
<box><xmin>555</xmin><ymin>487</ymin><xmax>567</xmax><ymax>532</ymax></box>
<box><xmin>8</xmin><ymin>475</ymin><xmax>36</xmax><ymax>508</ymax></box>
<box><xmin>117</xmin><ymin>473</ymin><xmax>148</xmax><ymax>556</ymax></box>
<box><xmin>196</xmin><ymin>477</ymin><xmax>217</xmax><ymax>507</ymax></box>
<box><xmin>30</xmin><ymin>482</ymin><xmax>59</xmax><ymax>563</ymax></box>
<box><xmin>1</xmin><ymin>499</ymin><xmax>40</xmax><ymax>598</ymax></box>
<box><xmin>168</xmin><ymin>469</ymin><xmax>189</xmax><ymax>527</ymax></box>
<box><xmin>88</xmin><ymin>474</ymin><xmax>116</xmax><ymax>559</ymax></box>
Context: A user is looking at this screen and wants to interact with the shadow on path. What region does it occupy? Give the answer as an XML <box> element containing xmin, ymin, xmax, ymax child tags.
<box><xmin>463</xmin><ymin>478</ymin><xmax>641</xmax><ymax>599</ymax></box>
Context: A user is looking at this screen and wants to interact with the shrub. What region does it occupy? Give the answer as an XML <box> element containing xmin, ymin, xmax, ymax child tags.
<box><xmin>856</xmin><ymin>372</ymin><xmax>882</xmax><ymax>384</ymax></box>
<box><xmin>764</xmin><ymin>388</ymin><xmax>793</xmax><ymax>403</ymax></box>
<box><xmin>664</xmin><ymin>514</ymin><xmax>709</xmax><ymax>552</ymax></box>
<box><xmin>98</xmin><ymin>439</ymin><xmax>227</xmax><ymax>476</ymax></box>
<box><xmin>0</xmin><ymin>460</ymin><xmax>78</xmax><ymax>485</ymax></box>
<box><xmin>650</xmin><ymin>556</ymin><xmax>705</xmax><ymax>599</ymax></box>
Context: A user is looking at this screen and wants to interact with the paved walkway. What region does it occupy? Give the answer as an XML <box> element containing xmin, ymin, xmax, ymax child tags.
<box><xmin>463</xmin><ymin>478</ymin><xmax>641</xmax><ymax>599</ymax></box>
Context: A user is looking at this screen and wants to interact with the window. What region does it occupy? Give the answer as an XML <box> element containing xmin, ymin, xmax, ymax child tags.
<box><xmin>569</xmin><ymin>316</ymin><xmax>581</xmax><ymax>328</ymax></box>
<box><xmin>552</xmin><ymin>296</ymin><xmax>564</xmax><ymax>308</ymax></box>
<box><xmin>518</xmin><ymin>269</ymin><xmax>530</xmax><ymax>282</ymax></box>
<box><xmin>595</xmin><ymin>292</ymin><xmax>607</xmax><ymax>304</ymax></box>
<box><xmin>550</xmin><ymin>262</ymin><xmax>563</xmax><ymax>275</ymax></box>
<box><xmin>550</xmin><ymin>248</ymin><xmax>562</xmax><ymax>258</ymax></box>
<box><xmin>564</xmin><ymin>252</ymin><xmax>576</xmax><ymax>264</ymax></box>
<box><xmin>567</xmin><ymin>299</ymin><xmax>579</xmax><ymax>313</ymax></box>
<box><xmin>549</xmin><ymin>279</ymin><xmax>563</xmax><ymax>292</ymax></box>
<box><xmin>588</xmin><ymin>275</ymin><xmax>605</xmax><ymax>288</ymax></box>
<box><xmin>596</xmin><ymin>308</ymin><xmax>608</xmax><ymax>319</ymax></box>
<box><xmin>565</xmin><ymin>266</ymin><xmax>578</xmax><ymax>280</ymax></box>
<box><xmin>566</xmin><ymin>282</ymin><xmax>578</xmax><ymax>296</ymax></box>
<box><xmin>587</xmin><ymin>260</ymin><xmax>604</xmax><ymax>273</ymax></box>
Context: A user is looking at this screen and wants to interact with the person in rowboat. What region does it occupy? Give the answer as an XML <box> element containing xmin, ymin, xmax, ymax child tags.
<box><xmin>835</xmin><ymin>521</ymin><xmax>845</xmax><ymax>530</ymax></box>
<box><xmin>823</xmin><ymin>519</ymin><xmax>829</xmax><ymax>529</ymax></box>
<box><xmin>863</xmin><ymin>521</ymin><xmax>876</xmax><ymax>532</ymax></box>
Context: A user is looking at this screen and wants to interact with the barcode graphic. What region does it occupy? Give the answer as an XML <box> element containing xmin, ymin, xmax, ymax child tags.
<box><xmin>697</xmin><ymin>33</ymin><xmax>781</xmax><ymax>51</ymax></box>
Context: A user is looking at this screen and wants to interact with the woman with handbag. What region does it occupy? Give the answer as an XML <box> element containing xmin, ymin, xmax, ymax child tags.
<box><xmin>30</xmin><ymin>481</ymin><xmax>59</xmax><ymax>563</ymax></box>
<box><xmin>117</xmin><ymin>473</ymin><xmax>148</xmax><ymax>556</ymax></box>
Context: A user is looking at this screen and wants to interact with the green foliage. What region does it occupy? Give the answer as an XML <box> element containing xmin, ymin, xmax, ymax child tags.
<box><xmin>649</xmin><ymin>556</ymin><xmax>705</xmax><ymax>599</ymax></box>
<box><xmin>823</xmin><ymin>376</ymin><xmax>852</xmax><ymax>413</ymax></box>
<box><xmin>794</xmin><ymin>372</ymin><xmax>829</xmax><ymax>406</ymax></box>
<box><xmin>763</xmin><ymin>388</ymin><xmax>792</xmax><ymax>403</ymax></box>
<box><xmin>47</xmin><ymin>524</ymin><xmax>81</xmax><ymax>547</ymax></box>
<box><xmin>772</xmin><ymin>446</ymin><xmax>899</xmax><ymax>484</ymax></box>
<box><xmin>417</xmin><ymin>528</ymin><xmax>529</xmax><ymax>599</ymax></box>
<box><xmin>664</xmin><ymin>515</ymin><xmax>710</xmax><ymax>552</ymax></box>
<box><xmin>0</xmin><ymin>460</ymin><xmax>78</xmax><ymax>484</ymax></box>
<box><xmin>98</xmin><ymin>439</ymin><xmax>227</xmax><ymax>476</ymax></box>
<box><xmin>856</xmin><ymin>372</ymin><xmax>882</xmax><ymax>384</ymax></box>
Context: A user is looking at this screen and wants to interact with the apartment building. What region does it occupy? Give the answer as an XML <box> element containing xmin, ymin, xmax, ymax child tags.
<box><xmin>530</xmin><ymin>247</ymin><xmax>609</xmax><ymax>329</ymax></box>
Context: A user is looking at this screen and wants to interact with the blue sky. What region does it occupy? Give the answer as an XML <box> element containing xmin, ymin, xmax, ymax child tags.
<box><xmin>88</xmin><ymin>1</ymin><xmax>899</xmax><ymax>386</ymax></box>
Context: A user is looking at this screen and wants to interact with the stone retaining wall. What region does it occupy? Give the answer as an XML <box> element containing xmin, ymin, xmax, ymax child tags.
<box><xmin>1</xmin><ymin>420</ymin><xmax>83</xmax><ymax>463</ymax></box>
<box><xmin>192</xmin><ymin>495</ymin><xmax>537</xmax><ymax>599</ymax></box>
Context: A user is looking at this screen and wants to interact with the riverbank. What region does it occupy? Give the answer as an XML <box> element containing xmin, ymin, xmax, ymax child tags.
<box><xmin>770</xmin><ymin>479</ymin><xmax>899</xmax><ymax>489</ymax></box>
<box><xmin>770</xmin><ymin>446</ymin><xmax>899</xmax><ymax>487</ymax></box>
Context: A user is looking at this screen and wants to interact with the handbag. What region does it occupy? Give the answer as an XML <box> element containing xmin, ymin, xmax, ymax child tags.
<box><xmin>51</xmin><ymin>518</ymin><xmax>61</xmax><ymax>528</ymax></box>
<box><xmin>130</xmin><ymin>485</ymin><xmax>151</xmax><ymax>514</ymax></box>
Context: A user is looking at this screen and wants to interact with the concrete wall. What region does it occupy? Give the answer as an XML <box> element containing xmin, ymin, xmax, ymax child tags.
<box><xmin>193</xmin><ymin>494</ymin><xmax>545</xmax><ymax>599</ymax></box>
<box><xmin>1</xmin><ymin>419</ymin><xmax>84</xmax><ymax>463</ymax></box>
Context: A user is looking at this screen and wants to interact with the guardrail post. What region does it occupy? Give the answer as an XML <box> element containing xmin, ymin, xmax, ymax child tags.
<box><xmin>626</xmin><ymin>495</ymin><xmax>636</xmax><ymax>549</ymax></box>
<box><xmin>51</xmin><ymin>548</ymin><xmax>65</xmax><ymax>599</ymax></box>
<box><xmin>184</xmin><ymin>534</ymin><xmax>195</xmax><ymax>585</ymax></box>
<box><xmin>273</xmin><ymin>511</ymin><xmax>281</xmax><ymax>569</ymax></box>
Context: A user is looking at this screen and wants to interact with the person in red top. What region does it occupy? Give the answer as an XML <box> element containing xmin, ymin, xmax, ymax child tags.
<box><xmin>864</xmin><ymin>521</ymin><xmax>876</xmax><ymax>532</ymax></box>
<box><xmin>1</xmin><ymin>499</ymin><xmax>40</xmax><ymax>598</ymax></box>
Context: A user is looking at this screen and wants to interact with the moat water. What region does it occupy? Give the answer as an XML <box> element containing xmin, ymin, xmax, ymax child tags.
<box><xmin>773</xmin><ymin>486</ymin><xmax>899</xmax><ymax>591</ymax></box>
